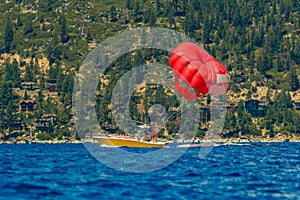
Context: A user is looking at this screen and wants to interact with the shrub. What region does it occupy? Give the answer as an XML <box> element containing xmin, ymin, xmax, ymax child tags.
<box><xmin>37</xmin><ymin>132</ymin><xmax>51</xmax><ymax>140</ymax></box>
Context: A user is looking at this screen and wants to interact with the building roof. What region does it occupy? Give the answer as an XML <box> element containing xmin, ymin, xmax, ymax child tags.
<box><xmin>20</xmin><ymin>100</ymin><xmax>36</xmax><ymax>104</ymax></box>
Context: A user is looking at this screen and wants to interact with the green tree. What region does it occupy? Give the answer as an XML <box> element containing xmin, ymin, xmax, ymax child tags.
<box><xmin>133</xmin><ymin>0</ymin><xmax>142</xmax><ymax>22</ymax></box>
<box><xmin>86</xmin><ymin>28</ymin><xmax>93</xmax><ymax>41</ymax></box>
<box><xmin>46</xmin><ymin>35</ymin><xmax>62</xmax><ymax>65</ymax></box>
<box><xmin>144</xmin><ymin>9</ymin><xmax>156</xmax><ymax>27</ymax></box>
<box><xmin>56</xmin><ymin>66</ymin><xmax>64</xmax><ymax>94</ymax></box>
<box><xmin>39</xmin><ymin>74</ymin><xmax>46</xmax><ymax>91</ymax></box>
<box><xmin>44</xmin><ymin>96</ymin><xmax>55</xmax><ymax>114</ymax></box>
<box><xmin>155</xmin><ymin>85</ymin><xmax>165</xmax><ymax>104</ymax></box>
<box><xmin>39</xmin><ymin>0</ymin><xmax>53</xmax><ymax>12</ymax></box>
<box><xmin>237</xmin><ymin>100</ymin><xmax>245</xmax><ymax>126</ymax></box>
<box><xmin>291</xmin><ymin>39</ymin><xmax>300</xmax><ymax>64</ymax></box>
<box><xmin>110</xmin><ymin>6</ymin><xmax>117</xmax><ymax>22</ymax></box>
<box><xmin>224</xmin><ymin>111</ymin><xmax>237</xmax><ymax>132</ymax></box>
<box><xmin>57</xmin><ymin>106</ymin><xmax>70</xmax><ymax>125</ymax></box>
<box><xmin>290</xmin><ymin>66</ymin><xmax>299</xmax><ymax>91</ymax></box>
<box><xmin>241</xmin><ymin>111</ymin><xmax>252</xmax><ymax>135</ymax></box>
<box><xmin>4</xmin><ymin>17</ymin><xmax>14</xmax><ymax>53</ymax></box>
<box><xmin>0</xmin><ymin>81</ymin><xmax>19</xmax><ymax>130</ymax></box>
<box><xmin>24</xmin><ymin>59</ymin><xmax>36</xmax><ymax>81</ymax></box>
<box><xmin>60</xmin><ymin>15</ymin><xmax>69</xmax><ymax>43</ymax></box>
<box><xmin>46</xmin><ymin>0</ymin><xmax>53</xmax><ymax>11</ymax></box>
<box><xmin>202</xmin><ymin>16</ymin><xmax>211</xmax><ymax>44</ymax></box>
<box><xmin>47</xmin><ymin>64</ymin><xmax>58</xmax><ymax>80</ymax></box>
<box><xmin>16</xmin><ymin>14</ymin><xmax>22</xmax><ymax>27</ymax></box>
<box><xmin>126</xmin><ymin>0</ymin><xmax>133</xmax><ymax>10</ymax></box>
<box><xmin>4</xmin><ymin>59</ymin><xmax>21</xmax><ymax>87</ymax></box>
<box><xmin>23</xmin><ymin>89</ymin><xmax>29</xmax><ymax>100</ymax></box>
<box><xmin>24</xmin><ymin>18</ymin><xmax>33</xmax><ymax>34</ymax></box>
<box><xmin>61</xmin><ymin>73</ymin><xmax>74</xmax><ymax>106</ymax></box>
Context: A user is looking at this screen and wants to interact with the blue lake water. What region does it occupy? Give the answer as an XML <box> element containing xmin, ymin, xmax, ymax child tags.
<box><xmin>0</xmin><ymin>143</ymin><xmax>299</xmax><ymax>199</ymax></box>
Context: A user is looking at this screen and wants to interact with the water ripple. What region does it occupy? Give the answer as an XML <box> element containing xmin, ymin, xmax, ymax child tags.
<box><xmin>0</xmin><ymin>143</ymin><xmax>299</xmax><ymax>199</ymax></box>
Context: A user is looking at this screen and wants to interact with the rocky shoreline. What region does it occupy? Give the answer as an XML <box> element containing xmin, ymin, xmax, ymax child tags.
<box><xmin>0</xmin><ymin>139</ymin><xmax>82</xmax><ymax>144</ymax></box>
<box><xmin>1</xmin><ymin>134</ymin><xmax>299</xmax><ymax>144</ymax></box>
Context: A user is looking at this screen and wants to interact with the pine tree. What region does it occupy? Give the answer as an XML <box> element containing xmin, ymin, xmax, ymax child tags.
<box><xmin>56</xmin><ymin>66</ymin><xmax>64</xmax><ymax>94</ymax></box>
<box><xmin>224</xmin><ymin>111</ymin><xmax>235</xmax><ymax>132</ymax></box>
<box><xmin>24</xmin><ymin>18</ymin><xmax>33</xmax><ymax>34</ymax></box>
<box><xmin>241</xmin><ymin>111</ymin><xmax>252</xmax><ymax>135</ymax></box>
<box><xmin>47</xmin><ymin>64</ymin><xmax>58</xmax><ymax>80</ymax></box>
<box><xmin>46</xmin><ymin>0</ymin><xmax>53</xmax><ymax>12</ymax></box>
<box><xmin>24</xmin><ymin>59</ymin><xmax>36</xmax><ymax>81</ymax></box>
<box><xmin>134</xmin><ymin>51</ymin><xmax>144</xmax><ymax>67</ymax></box>
<box><xmin>149</xmin><ymin>11</ymin><xmax>156</xmax><ymax>27</ymax></box>
<box><xmin>86</xmin><ymin>29</ymin><xmax>93</xmax><ymax>41</ymax></box>
<box><xmin>237</xmin><ymin>100</ymin><xmax>245</xmax><ymax>126</ymax></box>
<box><xmin>110</xmin><ymin>6</ymin><xmax>117</xmax><ymax>22</ymax></box>
<box><xmin>16</xmin><ymin>14</ymin><xmax>22</xmax><ymax>27</ymax></box>
<box><xmin>4</xmin><ymin>17</ymin><xmax>14</xmax><ymax>53</ymax></box>
<box><xmin>133</xmin><ymin>0</ymin><xmax>142</xmax><ymax>22</ymax></box>
<box><xmin>126</xmin><ymin>0</ymin><xmax>133</xmax><ymax>10</ymax></box>
<box><xmin>203</xmin><ymin>16</ymin><xmax>211</xmax><ymax>44</ymax></box>
<box><xmin>3</xmin><ymin>59</ymin><xmax>20</xmax><ymax>87</ymax></box>
<box><xmin>0</xmin><ymin>81</ymin><xmax>18</xmax><ymax>130</ymax></box>
<box><xmin>155</xmin><ymin>85</ymin><xmax>165</xmax><ymax>104</ymax></box>
<box><xmin>11</xmin><ymin>59</ymin><xmax>21</xmax><ymax>87</ymax></box>
<box><xmin>44</xmin><ymin>96</ymin><xmax>54</xmax><ymax>114</ymax></box>
<box><xmin>290</xmin><ymin>66</ymin><xmax>299</xmax><ymax>91</ymax></box>
<box><xmin>291</xmin><ymin>39</ymin><xmax>300</xmax><ymax>64</ymax></box>
<box><xmin>60</xmin><ymin>15</ymin><xmax>69</xmax><ymax>43</ymax></box>
<box><xmin>61</xmin><ymin>73</ymin><xmax>74</xmax><ymax>106</ymax></box>
<box><xmin>62</xmin><ymin>73</ymin><xmax>74</xmax><ymax>94</ymax></box>
<box><xmin>57</xmin><ymin>106</ymin><xmax>70</xmax><ymax>125</ymax></box>
<box><xmin>39</xmin><ymin>74</ymin><xmax>45</xmax><ymax>91</ymax></box>
<box><xmin>37</xmin><ymin>89</ymin><xmax>44</xmax><ymax>104</ymax></box>
<box><xmin>23</xmin><ymin>89</ymin><xmax>29</xmax><ymax>100</ymax></box>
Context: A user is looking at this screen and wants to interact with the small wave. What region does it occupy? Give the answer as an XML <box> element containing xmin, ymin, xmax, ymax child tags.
<box><xmin>6</xmin><ymin>183</ymin><xmax>50</xmax><ymax>190</ymax></box>
<box><xmin>177</xmin><ymin>143</ymin><xmax>215</xmax><ymax>148</ymax></box>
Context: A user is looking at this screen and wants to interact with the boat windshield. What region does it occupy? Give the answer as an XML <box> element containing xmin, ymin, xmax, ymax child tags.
<box><xmin>136</xmin><ymin>124</ymin><xmax>152</xmax><ymax>141</ymax></box>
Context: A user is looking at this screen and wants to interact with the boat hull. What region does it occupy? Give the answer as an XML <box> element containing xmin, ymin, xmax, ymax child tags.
<box><xmin>96</xmin><ymin>137</ymin><xmax>165</xmax><ymax>148</ymax></box>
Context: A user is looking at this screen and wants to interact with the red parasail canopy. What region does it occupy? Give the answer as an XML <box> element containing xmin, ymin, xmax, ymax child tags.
<box><xmin>169</xmin><ymin>42</ymin><xmax>230</xmax><ymax>100</ymax></box>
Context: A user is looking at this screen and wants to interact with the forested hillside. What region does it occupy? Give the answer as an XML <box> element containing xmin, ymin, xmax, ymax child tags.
<box><xmin>0</xmin><ymin>0</ymin><xmax>299</xmax><ymax>142</ymax></box>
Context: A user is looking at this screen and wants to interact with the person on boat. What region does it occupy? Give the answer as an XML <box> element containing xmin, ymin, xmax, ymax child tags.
<box><xmin>151</xmin><ymin>130</ymin><xmax>157</xmax><ymax>143</ymax></box>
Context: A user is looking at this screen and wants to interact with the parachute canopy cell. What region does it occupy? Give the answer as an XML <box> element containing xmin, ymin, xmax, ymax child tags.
<box><xmin>169</xmin><ymin>42</ymin><xmax>230</xmax><ymax>100</ymax></box>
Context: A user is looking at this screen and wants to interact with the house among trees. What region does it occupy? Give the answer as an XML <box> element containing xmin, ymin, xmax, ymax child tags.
<box><xmin>294</xmin><ymin>101</ymin><xmax>300</xmax><ymax>110</ymax></box>
<box><xmin>226</xmin><ymin>103</ymin><xmax>238</xmax><ymax>111</ymax></box>
<box><xmin>20</xmin><ymin>82</ymin><xmax>39</xmax><ymax>91</ymax></box>
<box><xmin>245</xmin><ymin>100</ymin><xmax>268</xmax><ymax>117</ymax></box>
<box><xmin>46</xmin><ymin>79</ymin><xmax>57</xmax><ymax>92</ymax></box>
<box><xmin>199</xmin><ymin>106</ymin><xmax>211</xmax><ymax>122</ymax></box>
<box><xmin>35</xmin><ymin>114</ymin><xmax>57</xmax><ymax>132</ymax></box>
<box><xmin>19</xmin><ymin>100</ymin><xmax>37</xmax><ymax>112</ymax></box>
<box><xmin>0</xmin><ymin>119</ymin><xmax>24</xmax><ymax>132</ymax></box>
<box><xmin>10</xmin><ymin>119</ymin><xmax>24</xmax><ymax>132</ymax></box>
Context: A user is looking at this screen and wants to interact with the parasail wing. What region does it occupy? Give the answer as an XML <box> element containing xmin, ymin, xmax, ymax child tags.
<box><xmin>169</xmin><ymin>42</ymin><xmax>230</xmax><ymax>100</ymax></box>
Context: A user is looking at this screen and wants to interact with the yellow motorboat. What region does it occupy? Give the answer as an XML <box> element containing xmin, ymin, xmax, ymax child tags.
<box><xmin>95</xmin><ymin>136</ymin><xmax>165</xmax><ymax>148</ymax></box>
<box><xmin>94</xmin><ymin>124</ymin><xmax>165</xmax><ymax>148</ymax></box>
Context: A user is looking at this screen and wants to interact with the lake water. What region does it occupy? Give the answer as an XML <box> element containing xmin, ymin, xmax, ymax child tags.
<box><xmin>0</xmin><ymin>143</ymin><xmax>299</xmax><ymax>199</ymax></box>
